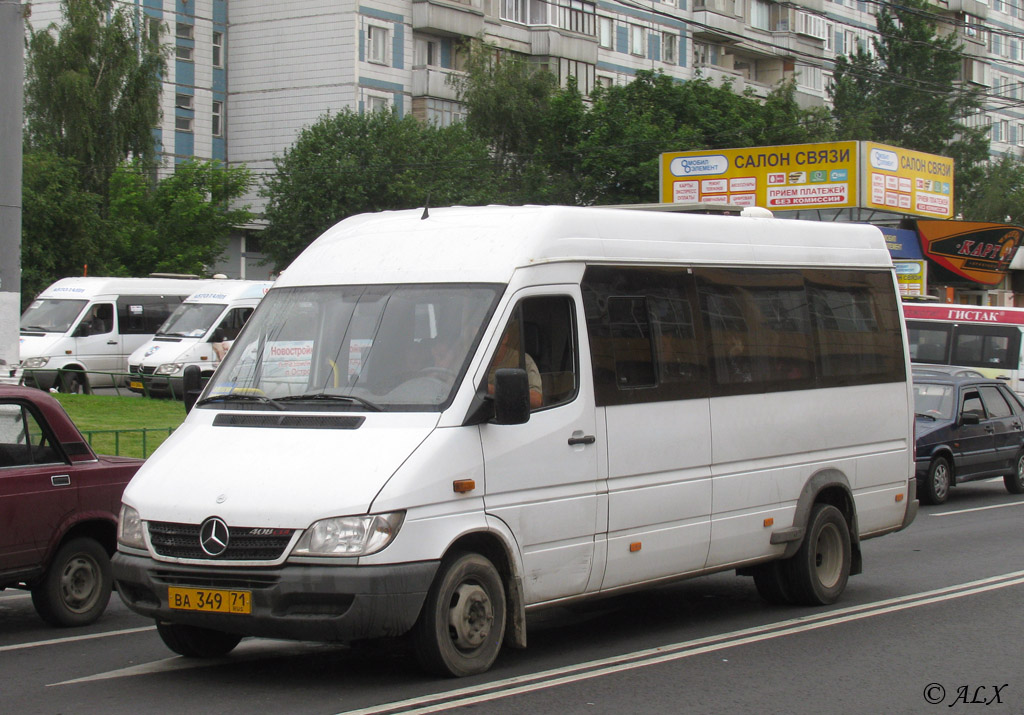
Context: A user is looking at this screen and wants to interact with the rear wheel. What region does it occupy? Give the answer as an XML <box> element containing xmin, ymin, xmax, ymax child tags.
<box><xmin>413</xmin><ymin>552</ymin><xmax>506</xmax><ymax>677</ymax></box>
<box><xmin>57</xmin><ymin>369</ymin><xmax>89</xmax><ymax>394</ymax></box>
<box><xmin>31</xmin><ymin>537</ymin><xmax>112</xmax><ymax>627</ymax></box>
<box><xmin>752</xmin><ymin>561</ymin><xmax>795</xmax><ymax>605</ymax></box>
<box><xmin>787</xmin><ymin>504</ymin><xmax>851</xmax><ymax>606</ymax></box>
<box><xmin>922</xmin><ymin>457</ymin><xmax>951</xmax><ymax>505</ymax></box>
<box><xmin>1005</xmin><ymin>452</ymin><xmax>1024</xmax><ymax>494</ymax></box>
<box><xmin>156</xmin><ymin>622</ymin><xmax>242</xmax><ymax>658</ymax></box>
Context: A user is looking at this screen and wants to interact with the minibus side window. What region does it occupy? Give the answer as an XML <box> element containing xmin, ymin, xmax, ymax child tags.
<box><xmin>907</xmin><ymin>322</ymin><xmax>951</xmax><ymax>363</ymax></box>
<box><xmin>951</xmin><ymin>326</ymin><xmax>1019</xmax><ymax>370</ymax></box>
<box><xmin>487</xmin><ymin>296</ymin><xmax>578</xmax><ymax>410</ymax></box>
<box><xmin>117</xmin><ymin>295</ymin><xmax>185</xmax><ymax>334</ymax></box>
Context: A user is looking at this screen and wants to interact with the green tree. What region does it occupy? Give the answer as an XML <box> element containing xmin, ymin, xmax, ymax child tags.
<box><xmin>828</xmin><ymin>0</ymin><xmax>989</xmax><ymax>206</ymax></box>
<box><xmin>259</xmin><ymin>109</ymin><xmax>498</xmax><ymax>271</ymax></box>
<box><xmin>957</xmin><ymin>155</ymin><xmax>1024</xmax><ymax>224</ymax></box>
<box><xmin>20</xmin><ymin>151</ymin><xmax>103</xmax><ymax>308</ymax></box>
<box><xmin>107</xmin><ymin>160</ymin><xmax>254</xmax><ymax>276</ymax></box>
<box><xmin>24</xmin><ymin>0</ymin><xmax>165</xmax><ymax>195</ymax></box>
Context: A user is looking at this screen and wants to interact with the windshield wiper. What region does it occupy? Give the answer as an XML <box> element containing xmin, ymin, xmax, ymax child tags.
<box><xmin>22</xmin><ymin>325</ymin><xmax>50</xmax><ymax>332</ymax></box>
<box><xmin>195</xmin><ymin>392</ymin><xmax>285</xmax><ymax>410</ymax></box>
<box><xmin>914</xmin><ymin>412</ymin><xmax>937</xmax><ymax>421</ymax></box>
<box><xmin>276</xmin><ymin>392</ymin><xmax>383</xmax><ymax>412</ymax></box>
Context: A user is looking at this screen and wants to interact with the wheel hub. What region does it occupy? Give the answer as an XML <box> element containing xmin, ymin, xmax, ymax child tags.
<box><xmin>448</xmin><ymin>583</ymin><xmax>493</xmax><ymax>650</ymax></box>
<box><xmin>60</xmin><ymin>555</ymin><xmax>98</xmax><ymax>612</ymax></box>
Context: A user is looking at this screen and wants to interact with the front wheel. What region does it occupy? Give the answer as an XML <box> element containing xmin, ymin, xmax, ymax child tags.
<box><xmin>786</xmin><ymin>504</ymin><xmax>851</xmax><ymax>606</ymax></box>
<box><xmin>31</xmin><ymin>537</ymin><xmax>112</xmax><ymax>627</ymax></box>
<box><xmin>1005</xmin><ymin>452</ymin><xmax>1024</xmax><ymax>494</ymax></box>
<box><xmin>922</xmin><ymin>457</ymin><xmax>951</xmax><ymax>505</ymax></box>
<box><xmin>156</xmin><ymin>622</ymin><xmax>242</xmax><ymax>658</ymax></box>
<box><xmin>57</xmin><ymin>369</ymin><xmax>90</xmax><ymax>394</ymax></box>
<box><xmin>413</xmin><ymin>552</ymin><xmax>506</xmax><ymax>677</ymax></box>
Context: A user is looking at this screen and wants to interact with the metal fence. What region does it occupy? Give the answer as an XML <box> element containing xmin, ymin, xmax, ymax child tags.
<box><xmin>81</xmin><ymin>427</ymin><xmax>176</xmax><ymax>458</ymax></box>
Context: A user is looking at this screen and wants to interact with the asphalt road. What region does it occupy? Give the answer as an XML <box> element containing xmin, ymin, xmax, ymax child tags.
<box><xmin>2</xmin><ymin>478</ymin><xmax>1023</xmax><ymax>715</ymax></box>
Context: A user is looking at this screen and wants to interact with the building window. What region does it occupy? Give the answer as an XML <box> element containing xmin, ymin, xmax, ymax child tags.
<box><xmin>425</xmin><ymin>98</ymin><xmax>466</xmax><ymax>127</ymax></box>
<box><xmin>146</xmin><ymin>16</ymin><xmax>162</xmax><ymax>44</ymax></box>
<box><xmin>367</xmin><ymin>95</ymin><xmax>389</xmax><ymax>113</ymax></box>
<box><xmin>501</xmin><ymin>0</ymin><xmax>526</xmax><ymax>24</ymax></box>
<box><xmin>630</xmin><ymin>25</ymin><xmax>645</xmax><ymax>56</ymax></box>
<box><xmin>212</xmin><ymin>31</ymin><xmax>224</xmax><ymax>68</ymax></box>
<box><xmin>597</xmin><ymin>75</ymin><xmax>614</xmax><ymax>88</ymax></box>
<box><xmin>415</xmin><ymin>38</ymin><xmax>440</xmax><ymax>67</ymax></box>
<box><xmin>751</xmin><ymin>0</ymin><xmax>771</xmax><ymax>31</ymax></box>
<box><xmin>175</xmin><ymin>116</ymin><xmax>193</xmax><ymax>133</ymax></box>
<box><xmin>175</xmin><ymin>92</ymin><xmax>194</xmax><ymax>110</ymax></box>
<box><xmin>796</xmin><ymin>64</ymin><xmax>823</xmax><ymax>91</ymax></box>
<box><xmin>598</xmin><ymin>17</ymin><xmax>613</xmax><ymax>49</ymax></box>
<box><xmin>175</xmin><ymin>45</ymin><xmax>194</xmax><ymax>62</ymax></box>
<box><xmin>663</xmin><ymin>33</ymin><xmax>677</xmax><ymax>64</ymax></box>
<box><xmin>367</xmin><ymin>25</ymin><xmax>390</xmax><ymax>65</ymax></box>
<box><xmin>212</xmin><ymin>100</ymin><xmax>223</xmax><ymax>137</ymax></box>
<box><xmin>176</xmin><ymin>22</ymin><xmax>194</xmax><ymax>41</ymax></box>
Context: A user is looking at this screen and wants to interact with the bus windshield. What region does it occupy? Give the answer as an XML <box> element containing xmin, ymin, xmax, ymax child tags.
<box><xmin>203</xmin><ymin>284</ymin><xmax>501</xmax><ymax>411</ymax></box>
<box><xmin>20</xmin><ymin>299</ymin><xmax>89</xmax><ymax>334</ymax></box>
<box><xmin>157</xmin><ymin>303</ymin><xmax>226</xmax><ymax>338</ymax></box>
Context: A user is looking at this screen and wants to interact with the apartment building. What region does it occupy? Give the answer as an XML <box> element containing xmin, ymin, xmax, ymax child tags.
<box><xmin>26</xmin><ymin>0</ymin><xmax>1024</xmax><ymax>272</ymax></box>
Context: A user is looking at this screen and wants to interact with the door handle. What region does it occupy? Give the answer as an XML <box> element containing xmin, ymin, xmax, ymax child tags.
<box><xmin>107</xmin><ymin>340</ymin><xmax>118</xmax><ymax>345</ymax></box>
<box><xmin>568</xmin><ymin>434</ymin><xmax>596</xmax><ymax>446</ymax></box>
<box><xmin>985</xmin><ymin>425</ymin><xmax>995</xmax><ymax>433</ymax></box>
<box><xmin>50</xmin><ymin>474</ymin><xmax>71</xmax><ymax>487</ymax></box>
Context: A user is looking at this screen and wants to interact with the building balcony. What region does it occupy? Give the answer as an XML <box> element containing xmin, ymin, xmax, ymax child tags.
<box><xmin>691</xmin><ymin>8</ymin><xmax>747</xmax><ymax>42</ymax></box>
<box><xmin>412</xmin><ymin>66</ymin><xmax>463</xmax><ymax>100</ymax></box>
<box><xmin>412</xmin><ymin>0</ymin><xmax>485</xmax><ymax>38</ymax></box>
<box><xmin>529</xmin><ymin>27</ymin><xmax>597</xmax><ymax>63</ymax></box>
<box><xmin>929</xmin><ymin>0</ymin><xmax>988</xmax><ymax>17</ymax></box>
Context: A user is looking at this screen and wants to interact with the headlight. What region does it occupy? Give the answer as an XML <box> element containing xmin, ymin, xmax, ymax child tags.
<box><xmin>155</xmin><ymin>363</ymin><xmax>184</xmax><ymax>376</ymax></box>
<box><xmin>117</xmin><ymin>504</ymin><xmax>146</xmax><ymax>549</ymax></box>
<box><xmin>292</xmin><ymin>512</ymin><xmax>404</xmax><ymax>557</ymax></box>
<box><xmin>22</xmin><ymin>357</ymin><xmax>49</xmax><ymax>368</ymax></box>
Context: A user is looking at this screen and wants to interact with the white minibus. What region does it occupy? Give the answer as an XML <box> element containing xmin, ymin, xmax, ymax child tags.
<box><xmin>112</xmin><ymin>206</ymin><xmax>917</xmax><ymax>677</ymax></box>
<box><xmin>904</xmin><ymin>302</ymin><xmax>1024</xmax><ymax>393</ymax></box>
<box><xmin>11</xmin><ymin>277</ymin><xmax>217</xmax><ymax>393</ymax></box>
<box><xmin>127</xmin><ymin>280</ymin><xmax>272</xmax><ymax>397</ymax></box>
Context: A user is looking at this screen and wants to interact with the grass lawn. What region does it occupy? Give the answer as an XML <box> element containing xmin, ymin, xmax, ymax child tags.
<box><xmin>54</xmin><ymin>394</ymin><xmax>187</xmax><ymax>459</ymax></box>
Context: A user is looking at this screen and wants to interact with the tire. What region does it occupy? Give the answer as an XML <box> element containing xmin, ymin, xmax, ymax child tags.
<box><xmin>752</xmin><ymin>561</ymin><xmax>795</xmax><ymax>605</ymax></box>
<box><xmin>786</xmin><ymin>504</ymin><xmax>851</xmax><ymax>606</ymax></box>
<box><xmin>413</xmin><ymin>552</ymin><xmax>506</xmax><ymax>677</ymax></box>
<box><xmin>922</xmin><ymin>457</ymin><xmax>952</xmax><ymax>505</ymax></box>
<box><xmin>31</xmin><ymin>537</ymin><xmax>112</xmax><ymax>627</ymax></box>
<box><xmin>1005</xmin><ymin>452</ymin><xmax>1024</xmax><ymax>494</ymax></box>
<box><xmin>156</xmin><ymin>621</ymin><xmax>242</xmax><ymax>658</ymax></box>
<box><xmin>58</xmin><ymin>369</ymin><xmax>89</xmax><ymax>394</ymax></box>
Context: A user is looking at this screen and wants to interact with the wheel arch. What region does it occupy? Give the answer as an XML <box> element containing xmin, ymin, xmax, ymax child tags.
<box><xmin>43</xmin><ymin>517</ymin><xmax>118</xmax><ymax>575</ymax></box>
<box><xmin>783</xmin><ymin>469</ymin><xmax>862</xmax><ymax>576</ymax></box>
<box><xmin>442</xmin><ymin>529</ymin><xmax>527</xmax><ymax>649</ymax></box>
<box><xmin>926</xmin><ymin>446</ymin><xmax>957</xmax><ymax>486</ymax></box>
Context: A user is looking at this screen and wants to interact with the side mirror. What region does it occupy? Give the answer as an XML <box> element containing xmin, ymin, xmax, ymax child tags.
<box><xmin>493</xmin><ymin>368</ymin><xmax>530</xmax><ymax>425</ymax></box>
<box><xmin>73</xmin><ymin>322</ymin><xmax>90</xmax><ymax>337</ymax></box>
<box><xmin>183</xmin><ymin>365</ymin><xmax>202</xmax><ymax>414</ymax></box>
<box><xmin>959</xmin><ymin>412</ymin><xmax>981</xmax><ymax>426</ymax></box>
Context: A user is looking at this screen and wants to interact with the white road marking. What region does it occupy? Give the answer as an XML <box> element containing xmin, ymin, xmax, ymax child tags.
<box><xmin>38</xmin><ymin>570</ymin><xmax>1024</xmax><ymax>703</ymax></box>
<box><xmin>0</xmin><ymin>626</ymin><xmax>155</xmax><ymax>654</ymax></box>
<box><xmin>336</xmin><ymin>570</ymin><xmax>1024</xmax><ymax>715</ymax></box>
<box><xmin>931</xmin><ymin>500</ymin><xmax>1024</xmax><ymax>517</ymax></box>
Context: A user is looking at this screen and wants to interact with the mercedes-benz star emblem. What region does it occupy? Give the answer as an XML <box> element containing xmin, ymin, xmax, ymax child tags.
<box><xmin>199</xmin><ymin>517</ymin><xmax>230</xmax><ymax>557</ymax></box>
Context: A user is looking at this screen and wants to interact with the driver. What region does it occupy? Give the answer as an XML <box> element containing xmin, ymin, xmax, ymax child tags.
<box><xmin>486</xmin><ymin>319</ymin><xmax>542</xmax><ymax>409</ymax></box>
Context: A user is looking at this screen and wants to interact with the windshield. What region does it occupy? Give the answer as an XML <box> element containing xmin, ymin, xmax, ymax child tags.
<box><xmin>913</xmin><ymin>382</ymin><xmax>955</xmax><ymax>420</ymax></box>
<box><xmin>157</xmin><ymin>303</ymin><xmax>226</xmax><ymax>337</ymax></box>
<box><xmin>204</xmin><ymin>284</ymin><xmax>501</xmax><ymax>411</ymax></box>
<box><xmin>20</xmin><ymin>299</ymin><xmax>89</xmax><ymax>333</ymax></box>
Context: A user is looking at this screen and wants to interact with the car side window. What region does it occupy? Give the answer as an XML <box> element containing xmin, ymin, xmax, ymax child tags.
<box><xmin>0</xmin><ymin>403</ymin><xmax>61</xmax><ymax>467</ymax></box>
<box><xmin>961</xmin><ymin>391</ymin><xmax>985</xmax><ymax>421</ymax></box>
<box><xmin>979</xmin><ymin>386</ymin><xmax>1013</xmax><ymax>419</ymax></box>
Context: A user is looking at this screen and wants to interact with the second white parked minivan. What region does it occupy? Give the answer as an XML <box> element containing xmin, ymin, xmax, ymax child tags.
<box><xmin>127</xmin><ymin>280</ymin><xmax>272</xmax><ymax>397</ymax></box>
<box><xmin>113</xmin><ymin>206</ymin><xmax>917</xmax><ymax>677</ymax></box>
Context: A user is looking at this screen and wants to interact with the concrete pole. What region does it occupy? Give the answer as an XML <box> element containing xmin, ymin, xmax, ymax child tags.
<box><xmin>0</xmin><ymin>1</ymin><xmax>24</xmax><ymax>374</ymax></box>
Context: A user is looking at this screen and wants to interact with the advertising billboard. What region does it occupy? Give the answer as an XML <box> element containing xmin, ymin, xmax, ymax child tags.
<box><xmin>660</xmin><ymin>141</ymin><xmax>954</xmax><ymax>219</ymax></box>
<box><xmin>915</xmin><ymin>221</ymin><xmax>1022</xmax><ymax>285</ymax></box>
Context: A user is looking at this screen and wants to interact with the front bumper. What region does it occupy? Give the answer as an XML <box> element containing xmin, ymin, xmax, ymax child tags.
<box><xmin>112</xmin><ymin>552</ymin><xmax>438</xmax><ymax>642</ymax></box>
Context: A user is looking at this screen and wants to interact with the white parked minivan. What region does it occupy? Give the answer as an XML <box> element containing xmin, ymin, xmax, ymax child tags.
<box><xmin>112</xmin><ymin>206</ymin><xmax>917</xmax><ymax>677</ymax></box>
<box><xmin>10</xmin><ymin>277</ymin><xmax>217</xmax><ymax>393</ymax></box>
<box><xmin>127</xmin><ymin>280</ymin><xmax>272</xmax><ymax>397</ymax></box>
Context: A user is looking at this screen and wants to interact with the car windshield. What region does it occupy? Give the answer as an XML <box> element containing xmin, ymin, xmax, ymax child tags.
<box><xmin>157</xmin><ymin>303</ymin><xmax>226</xmax><ymax>338</ymax></box>
<box><xmin>913</xmin><ymin>382</ymin><xmax>955</xmax><ymax>420</ymax></box>
<box><xmin>203</xmin><ymin>284</ymin><xmax>501</xmax><ymax>411</ymax></box>
<box><xmin>20</xmin><ymin>299</ymin><xmax>88</xmax><ymax>333</ymax></box>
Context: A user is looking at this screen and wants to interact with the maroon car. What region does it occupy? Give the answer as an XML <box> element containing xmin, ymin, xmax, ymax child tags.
<box><xmin>0</xmin><ymin>385</ymin><xmax>143</xmax><ymax>626</ymax></box>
